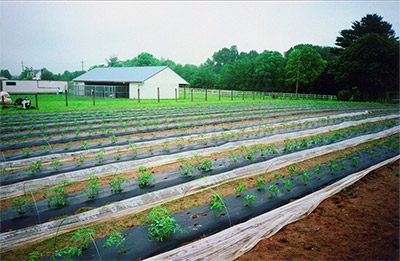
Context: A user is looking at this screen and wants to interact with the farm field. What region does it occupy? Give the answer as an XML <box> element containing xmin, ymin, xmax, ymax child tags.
<box><xmin>0</xmin><ymin>98</ymin><xmax>399</xmax><ymax>260</ymax></box>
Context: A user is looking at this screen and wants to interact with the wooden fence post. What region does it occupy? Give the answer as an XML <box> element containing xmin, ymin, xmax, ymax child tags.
<box><xmin>35</xmin><ymin>94</ymin><xmax>38</xmax><ymax>108</ymax></box>
<box><xmin>191</xmin><ymin>89</ymin><xmax>193</xmax><ymax>102</ymax></box>
<box><xmin>91</xmin><ymin>89</ymin><xmax>95</xmax><ymax>105</ymax></box>
<box><xmin>253</xmin><ymin>91</ymin><xmax>255</xmax><ymax>100</ymax></box>
<box><xmin>138</xmin><ymin>88</ymin><xmax>140</xmax><ymax>103</ymax></box>
<box><xmin>242</xmin><ymin>91</ymin><xmax>244</xmax><ymax>100</ymax></box>
<box><xmin>65</xmin><ymin>89</ymin><xmax>68</xmax><ymax>107</ymax></box>
<box><xmin>157</xmin><ymin>87</ymin><xmax>160</xmax><ymax>103</ymax></box>
<box><xmin>219</xmin><ymin>89</ymin><xmax>221</xmax><ymax>101</ymax></box>
<box><xmin>1</xmin><ymin>96</ymin><xmax>4</xmax><ymax>110</ymax></box>
<box><xmin>231</xmin><ymin>90</ymin><xmax>233</xmax><ymax>101</ymax></box>
<box><xmin>184</xmin><ymin>86</ymin><xmax>186</xmax><ymax>99</ymax></box>
<box><xmin>175</xmin><ymin>88</ymin><xmax>177</xmax><ymax>102</ymax></box>
<box><xmin>205</xmin><ymin>88</ymin><xmax>207</xmax><ymax>101</ymax></box>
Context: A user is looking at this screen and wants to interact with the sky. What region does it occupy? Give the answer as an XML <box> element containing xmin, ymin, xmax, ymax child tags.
<box><xmin>1</xmin><ymin>1</ymin><xmax>399</xmax><ymax>76</ymax></box>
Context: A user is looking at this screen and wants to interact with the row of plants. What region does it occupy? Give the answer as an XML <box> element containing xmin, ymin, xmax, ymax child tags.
<box><xmin>2</xmin><ymin>120</ymin><xmax>397</xmax><ymax>231</ymax></box>
<box><xmin>20</xmin><ymin>135</ymin><xmax>399</xmax><ymax>260</ymax></box>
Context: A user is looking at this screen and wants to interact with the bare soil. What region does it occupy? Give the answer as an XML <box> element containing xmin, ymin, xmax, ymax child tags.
<box><xmin>238</xmin><ymin>160</ymin><xmax>400</xmax><ymax>260</ymax></box>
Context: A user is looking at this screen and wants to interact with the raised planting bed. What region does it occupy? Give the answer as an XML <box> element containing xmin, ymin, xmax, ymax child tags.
<box><xmin>39</xmin><ymin>136</ymin><xmax>400</xmax><ymax>260</ymax></box>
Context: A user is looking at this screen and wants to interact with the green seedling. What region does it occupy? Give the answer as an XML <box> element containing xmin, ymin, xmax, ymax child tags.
<box><xmin>28</xmin><ymin>251</ymin><xmax>43</xmax><ymax>261</ymax></box>
<box><xmin>268</xmin><ymin>184</ymin><xmax>281</xmax><ymax>198</ymax></box>
<box><xmin>76</xmin><ymin>155</ymin><xmax>85</xmax><ymax>166</ymax></box>
<box><xmin>11</xmin><ymin>196</ymin><xmax>32</xmax><ymax>214</ymax></box>
<box><xmin>103</xmin><ymin>232</ymin><xmax>127</xmax><ymax>254</ymax></box>
<box><xmin>351</xmin><ymin>156</ymin><xmax>360</xmax><ymax>166</ymax></box>
<box><xmin>138</xmin><ymin>171</ymin><xmax>155</xmax><ymax>188</ymax></box>
<box><xmin>243</xmin><ymin>195</ymin><xmax>257</xmax><ymax>207</ymax></box>
<box><xmin>209</xmin><ymin>194</ymin><xmax>226</xmax><ymax>217</ymax></box>
<box><xmin>50</xmin><ymin>159</ymin><xmax>62</xmax><ymax>171</ymax></box>
<box><xmin>227</xmin><ymin>151</ymin><xmax>240</xmax><ymax>163</ymax></box>
<box><xmin>235</xmin><ymin>185</ymin><xmax>246</xmax><ymax>197</ymax></box>
<box><xmin>273</xmin><ymin>173</ymin><xmax>283</xmax><ymax>180</ymax></box>
<box><xmin>84</xmin><ymin>176</ymin><xmax>100</xmax><ymax>199</ymax></box>
<box><xmin>282</xmin><ymin>180</ymin><xmax>292</xmax><ymax>191</ymax></box>
<box><xmin>256</xmin><ymin>178</ymin><xmax>266</xmax><ymax>191</ymax></box>
<box><xmin>297</xmin><ymin>171</ymin><xmax>311</xmax><ymax>185</ymax></box>
<box><xmin>287</xmin><ymin>165</ymin><xmax>297</xmax><ymax>176</ymax></box>
<box><xmin>110</xmin><ymin>175</ymin><xmax>129</xmax><ymax>193</ymax></box>
<box><xmin>26</xmin><ymin>160</ymin><xmax>42</xmax><ymax>175</ymax></box>
<box><xmin>198</xmin><ymin>159</ymin><xmax>213</xmax><ymax>172</ymax></box>
<box><xmin>43</xmin><ymin>186</ymin><xmax>69</xmax><ymax>208</ymax></box>
<box><xmin>329</xmin><ymin>163</ymin><xmax>339</xmax><ymax>173</ymax></box>
<box><xmin>179</xmin><ymin>160</ymin><xmax>196</xmax><ymax>176</ymax></box>
<box><xmin>81</xmin><ymin>141</ymin><xmax>89</xmax><ymax>151</ymax></box>
<box><xmin>142</xmin><ymin>206</ymin><xmax>185</xmax><ymax>242</ymax></box>
<box><xmin>95</xmin><ymin>152</ymin><xmax>105</xmax><ymax>163</ymax></box>
<box><xmin>68</xmin><ymin>227</ymin><xmax>95</xmax><ymax>257</ymax></box>
<box><xmin>110</xmin><ymin>135</ymin><xmax>117</xmax><ymax>144</ymax></box>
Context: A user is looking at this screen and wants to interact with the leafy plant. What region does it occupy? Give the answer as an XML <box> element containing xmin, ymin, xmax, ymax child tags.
<box><xmin>95</xmin><ymin>152</ymin><xmax>105</xmax><ymax>163</ymax></box>
<box><xmin>84</xmin><ymin>176</ymin><xmax>100</xmax><ymax>199</ymax></box>
<box><xmin>11</xmin><ymin>196</ymin><xmax>31</xmax><ymax>214</ymax></box>
<box><xmin>209</xmin><ymin>194</ymin><xmax>226</xmax><ymax>217</ymax></box>
<box><xmin>137</xmin><ymin>170</ymin><xmax>155</xmax><ymax>188</ymax></box>
<box><xmin>227</xmin><ymin>151</ymin><xmax>240</xmax><ymax>163</ymax></box>
<box><xmin>103</xmin><ymin>232</ymin><xmax>127</xmax><ymax>254</ymax></box>
<box><xmin>50</xmin><ymin>159</ymin><xmax>62</xmax><ymax>171</ymax></box>
<box><xmin>198</xmin><ymin>159</ymin><xmax>213</xmax><ymax>172</ymax></box>
<box><xmin>110</xmin><ymin>175</ymin><xmax>129</xmax><ymax>193</ymax></box>
<box><xmin>282</xmin><ymin>180</ymin><xmax>292</xmax><ymax>191</ymax></box>
<box><xmin>287</xmin><ymin>165</ymin><xmax>297</xmax><ymax>176</ymax></box>
<box><xmin>351</xmin><ymin>156</ymin><xmax>361</xmax><ymax>166</ymax></box>
<box><xmin>43</xmin><ymin>185</ymin><xmax>69</xmax><ymax>208</ymax></box>
<box><xmin>256</xmin><ymin>178</ymin><xmax>266</xmax><ymax>191</ymax></box>
<box><xmin>243</xmin><ymin>194</ymin><xmax>257</xmax><ymax>207</ymax></box>
<box><xmin>68</xmin><ymin>227</ymin><xmax>95</xmax><ymax>257</ymax></box>
<box><xmin>179</xmin><ymin>160</ymin><xmax>196</xmax><ymax>176</ymax></box>
<box><xmin>142</xmin><ymin>207</ymin><xmax>185</xmax><ymax>242</ymax></box>
<box><xmin>329</xmin><ymin>163</ymin><xmax>339</xmax><ymax>173</ymax></box>
<box><xmin>235</xmin><ymin>185</ymin><xmax>246</xmax><ymax>197</ymax></box>
<box><xmin>26</xmin><ymin>160</ymin><xmax>42</xmax><ymax>175</ymax></box>
<box><xmin>267</xmin><ymin>184</ymin><xmax>281</xmax><ymax>198</ymax></box>
<box><xmin>297</xmin><ymin>171</ymin><xmax>311</xmax><ymax>185</ymax></box>
<box><xmin>110</xmin><ymin>135</ymin><xmax>117</xmax><ymax>144</ymax></box>
<box><xmin>81</xmin><ymin>141</ymin><xmax>89</xmax><ymax>151</ymax></box>
<box><xmin>76</xmin><ymin>155</ymin><xmax>85</xmax><ymax>166</ymax></box>
<box><xmin>28</xmin><ymin>251</ymin><xmax>43</xmax><ymax>261</ymax></box>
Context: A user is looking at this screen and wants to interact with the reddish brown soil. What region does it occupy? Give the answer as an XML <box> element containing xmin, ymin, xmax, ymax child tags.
<box><xmin>238</xmin><ymin>160</ymin><xmax>400</xmax><ymax>260</ymax></box>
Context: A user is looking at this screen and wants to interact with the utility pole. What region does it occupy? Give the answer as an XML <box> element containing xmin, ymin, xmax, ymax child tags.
<box><xmin>21</xmin><ymin>60</ymin><xmax>24</xmax><ymax>72</ymax></box>
<box><xmin>295</xmin><ymin>55</ymin><xmax>300</xmax><ymax>99</ymax></box>
<box><xmin>81</xmin><ymin>59</ymin><xmax>85</xmax><ymax>72</ymax></box>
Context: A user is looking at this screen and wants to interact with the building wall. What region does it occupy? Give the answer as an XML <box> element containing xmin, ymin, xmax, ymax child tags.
<box><xmin>129</xmin><ymin>68</ymin><xmax>184</xmax><ymax>99</ymax></box>
<box><xmin>2</xmin><ymin>80</ymin><xmax>68</xmax><ymax>94</ymax></box>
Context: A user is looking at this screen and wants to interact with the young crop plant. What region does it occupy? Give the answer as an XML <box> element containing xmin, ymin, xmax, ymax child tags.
<box><xmin>142</xmin><ymin>206</ymin><xmax>185</xmax><ymax>242</ymax></box>
<box><xmin>95</xmin><ymin>151</ymin><xmax>105</xmax><ymax>163</ymax></box>
<box><xmin>68</xmin><ymin>227</ymin><xmax>96</xmax><ymax>257</ymax></box>
<box><xmin>266</xmin><ymin>144</ymin><xmax>278</xmax><ymax>155</ymax></box>
<box><xmin>81</xmin><ymin>141</ymin><xmax>89</xmax><ymax>151</ymax></box>
<box><xmin>351</xmin><ymin>156</ymin><xmax>361</xmax><ymax>166</ymax></box>
<box><xmin>297</xmin><ymin>171</ymin><xmax>311</xmax><ymax>185</ymax></box>
<box><xmin>84</xmin><ymin>176</ymin><xmax>100</xmax><ymax>199</ymax></box>
<box><xmin>227</xmin><ymin>151</ymin><xmax>240</xmax><ymax>163</ymax></box>
<box><xmin>26</xmin><ymin>160</ymin><xmax>43</xmax><ymax>175</ymax></box>
<box><xmin>329</xmin><ymin>163</ymin><xmax>339</xmax><ymax>174</ymax></box>
<box><xmin>22</xmin><ymin>148</ymin><xmax>31</xmax><ymax>157</ymax></box>
<box><xmin>235</xmin><ymin>185</ymin><xmax>246</xmax><ymax>197</ymax></box>
<box><xmin>110</xmin><ymin>175</ymin><xmax>129</xmax><ymax>193</ymax></box>
<box><xmin>287</xmin><ymin>165</ymin><xmax>297</xmax><ymax>176</ymax></box>
<box><xmin>137</xmin><ymin>167</ymin><xmax>155</xmax><ymax>188</ymax></box>
<box><xmin>179</xmin><ymin>160</ymin><xmax>196</xmax><ymax>176</ymax></box>
<box><xmin>11</xmin><ymin>196</ymin><xmax>32</xmax><ymax>214</ymax></box>
<box><xmin>43</xmin><ymin>185</ymin><xmax>69</xmax><ymax>208</ymax></box>
<box><xmin>198</xmin><ymin>159</ymin><xmax>213</xmax><ymax>172</ymax></box>
<box><xmin>50</xmin><ymin>159</ymin><xmax>62</xmax><ymax>171</ymax></box>
<box><xmin>256</xmin><ymin>178</ymin><xmax>266</xmax><ymax>191</ymax></box>
<box><xmin>110</xmin><ymin>135</ymin><xmax>118</xmax><ymax>144</ymax></box>
<box><xmin>209</xmin><ymin>194</ymin><xmax>227</xmax><ymax>217</ymax></box>
<box><xmin>282</xmin><ymin>180</ymin><xmax>292</xmax><ymax>192</ymax></box>
<box><xmin>103</xmin><ymin>232</ymin><xmax>127</xmax><ymax>254</ymax></box>
<box><xmin>339</xmin><ymin>161</ymin><xmax>348</xmax><ymax>170</ymax></box>
<box><xmin>27</xmin><ymin>251</ymin><xmax>43</xmax><ymax>261</ymax></box>
<box><xmin>242</xmin><ymin>195</ymin><xmax>257</xmax><ymax>207</ymax></box>
<box><xmin>268</xmin><ymin>184</ymin><xmax>281</xmax><ymax>198</ymax></box>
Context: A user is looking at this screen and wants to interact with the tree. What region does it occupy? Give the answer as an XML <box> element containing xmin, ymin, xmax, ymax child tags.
<box><xmin>191</xmin><ymin>63</ymin><xmax>218</xmax><ymax>89</ymax></box>
<box><xmin>284</xmin><ymin>47</ymin><xmax>327</xmax><ymax>93</ymax></box>
<box><xmin>106</xmin><ymin>55</ymin><xmax>122</xmax><ymax>67</ymax></box>
<box><xmin>41</xmin><ymin>68</ymin><xmax>54</xmax><ymax>80</ymax></box>
<box><xmin>334</xmin><ymin>13</ymin><xmax>398</xmax><ymax>54</ymax></box>
<box><xmin>212</xmin><ymin>45</ymin><xmax>239</xmax><ymax>72</ymax></box>
<box><xmin>20</xmin><ymin>67</ymin><xmax>33</xmax><ymax>80</ymax></box>
<box><xmin>254</xmin><ymin>51</ymin><xmax>285</xmax><ymax>92</ymax></box>
<box><xmin>0</xmin><ymin>69</ymin><xmax>12</xmax><ymax>79</ymax></box>
<box><xmin>219</xmin><ymin>58</ymin><xmax>256</xmax><ymax>91</ymax></box>
<box><xmin>285</xmin><ymin>44</ymin><xmax>337</xmax><ymax>62</ymax></box>
<box><xmin>333</xmin><ymin>33</ymin><xmax>399</xmax><ymax>101</ymax></box>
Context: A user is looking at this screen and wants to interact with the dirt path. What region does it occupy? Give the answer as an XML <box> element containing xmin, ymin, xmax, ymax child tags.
<box><xmin>238</xmin><ymin>160</ymin><xmax>399</xmax><ymax>260</ymax></box>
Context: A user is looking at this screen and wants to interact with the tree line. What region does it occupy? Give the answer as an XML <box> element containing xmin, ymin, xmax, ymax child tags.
<box><xmin>1</xmin><ymin>13</ymin><xmax>398</xmax><ymax>102</ymax></box>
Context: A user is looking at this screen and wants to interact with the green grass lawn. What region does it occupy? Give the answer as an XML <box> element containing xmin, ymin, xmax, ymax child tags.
<box><xmin>0</xmin><ymin>92</ymin><xmax>392</xmax><ymax>115</ymax></box>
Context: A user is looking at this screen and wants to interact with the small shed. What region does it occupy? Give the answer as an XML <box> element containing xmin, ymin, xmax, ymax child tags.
<box><xmin>73</xmin><ymin>66</ymin><xmax>188</xmax><ymax>99</ymax></box>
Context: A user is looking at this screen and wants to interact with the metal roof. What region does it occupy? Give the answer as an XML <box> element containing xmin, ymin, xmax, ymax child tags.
<box><xmin>73</xmin><ymin>66</ymin><xmax>169</xmax><ymax>82</ymax></box>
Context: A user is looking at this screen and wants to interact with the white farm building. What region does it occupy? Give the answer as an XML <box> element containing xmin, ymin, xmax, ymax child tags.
<box><xmin>72</xmin><ymin>66</ymin><xmax>188</xmax><ymax>99</ymax></box>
